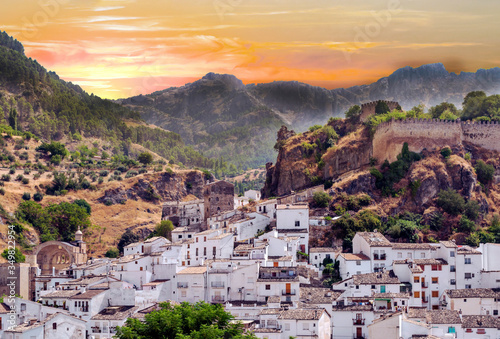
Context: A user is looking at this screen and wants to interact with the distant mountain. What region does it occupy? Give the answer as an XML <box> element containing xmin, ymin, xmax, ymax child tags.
<box><xmin>121</xmin><ymin>64</ymin><xmax>500</xmax><ymax>168</ymax></box>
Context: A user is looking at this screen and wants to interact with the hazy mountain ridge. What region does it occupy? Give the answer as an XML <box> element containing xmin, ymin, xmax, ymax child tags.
<box><xmin>122</xmin><ymin>63</ymin><xmax>500</xmax><ymax>169</ymax></box>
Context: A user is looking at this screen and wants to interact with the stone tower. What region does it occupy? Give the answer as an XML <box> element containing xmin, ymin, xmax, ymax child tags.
<box><xmin>203</xmin><ymin>180</ymin><xmax>234</xmax><ymax>226</ymax></box>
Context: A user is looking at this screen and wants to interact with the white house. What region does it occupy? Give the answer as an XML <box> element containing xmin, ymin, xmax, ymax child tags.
<box><xmin>276</xmin><ymin>204</ymin><xmax>309</xmax><ymax>253</ymax></box>
<box><xmin>336</xmin><ymin>253</ymin><xmax>371</xmax><ymax>279</ymax></box>
<box><xmin>4</xmin><ymin>312</ymin><xmax>86</xmax><ymax>339</ymax></box>
<box><xmin>176</xmin><ymin>266</ymin><xmax>207</xmax><ymax>303</ymax></box>
<box><xmin>309</xmin><ymin>248</ymin><xmax>338</xmax><ymax>270</ymax></box>
<box><xmin>244</xmin><ymin>190</ymin><xmax>261</xmax><ymax>201</ymax></box>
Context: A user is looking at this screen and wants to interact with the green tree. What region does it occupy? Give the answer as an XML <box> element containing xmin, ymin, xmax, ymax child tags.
<box><xmin>105</xmin><ymin>248</ymin><xmax>120</xmax><ymax>258</ymax></box>
<box><xmin>429</xmin><ymin>102</ymin><xmax>458</xmax><ymax>119</ymax></box>
<box><xmin>36</xmin><ymin>142</ymin><xmax>67</xmax><ymax>159</ymax></box>
<box><xmin>313</xmin><ymin>192</ymin><xmax>331</xmax><ymax>208</ymax></box>
<box><xmin>375</xmin><ymin>101</ymin><xmax>390</xmax><ymax>115</ymax></box>
<box><xmin>45</xmin><ymin>202</ymin><xmax>91</xmax><ymax>241</ymax></box>
<box><xmin>153</xmin><ymin>220</ymin><xmax>174</xmax><ymax>241</ymax></box>
<box><xmin>137</xmin><ymin>152</ymin><xmax>153</xmax><ymax>165</ymax></box>
<box><xmin>116</xmin><ymin>301</ymin><xmax>256</xmax><ymax>339</ymax></box>
<box><xmin>8</xmin><ymin>108</ymin><xmax>17</xmax><ymax>130</ymax></box>
<box><xmin>458</xmin><ymin>216</ymin><xmax>476</xmax><ymax>233</ymax></box>
<box><xmin>345</xmin><ymin>105</ymin><xmax>362</xmax><ymax>123</ymax></box>
<box><xmin>1</xmin><ymin>247</ymin><xmax>25</xmax><ymax>263</ymax></box>
<box><xmin>118</xmin><ymin>229</ymin><xmax>140</xmax><ymax>254</ymax></box>
<box><xmin>74</xmin><ymin>199</ymin><xmax>92</xmax><ymax>215</ymax></box>
<box><xmin>475</xmin><ymin>160</ymin><xmax>495</xmax><ymax>186</ymax></box>
<box><xmin>464</xmin><ymin>200</ymin><xmax>480</xmax><ymax>221</ymax></box>
<box><xmin>462</xmin><ymin>91</ymin><xmax>487</xmax><ymax>120</ymax></box>
<box><xmin>436</xmin><ymin>189</ymin><xmax>465</xmax><ymax>215</ymax></box>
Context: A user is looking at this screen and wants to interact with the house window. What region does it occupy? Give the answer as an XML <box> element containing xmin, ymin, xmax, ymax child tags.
<box><xmin>204</xmin><ymin>237</ymin><xmax>207</xmax><ymax>242</ymax></box>
<box><xmin>303</xmin><ymin>323</ymin><xmax>309</xmax><ymax>330</ymax></box>
<box><xmin>450</xmin><ymin>265</ymin><xmax>456</xmax><ymax>272</ymax></box>
<box><xmin>181</xmin><ymin>291</ymin><xmax>186</xmax><ymax>297</ymax></box>
<box><xmin>414</xmin><ymin>292</ymin><xmax>420</xmax><ymax>298</ymax></box>
<box><xmin>140</xmin><ymin>267</ymin><xmax>143</xmax><ymax>271</ymax></box>
<box><xmin>285</xmin><ymin>323</ymin><xmax>290</xmax><ymax>331</ymax></box>
<box><xmin>432</xmin><ymin>291</ymin><xmax>439</xmax><ymax>298</ymax></box>
<box><xmin>295</xmin><ymin>221</ymin><xmax>300</xmax><ymax>227</ymax></box>
<box><xmin>431</xmin><ymin>265</ymin><xmax>437</xmax><ymax>271</ymax></box>
<box><xmin>450</xmin><ymin>279</ymin><xmax>456</xmax><ymax>285</ymax></box>
<box><xmin>196</xmin><ymin>237</ymin><xmax>199</xmax><ymax>243</ymax></box>
<box><xmin>464</xmin><ymin>258</ymin><xmax>471</xmax><ymax>264</ymax></box>
<box><xmin>465</xmin><ymin>273</ymin><xmax>472</xmax><ymax>279</ymax></box>
<box><xmin>421</xmin><ymin>253</ymin><xmax>425</xmax><ymax>258</ymax></box>
<box><xmin>450</xmin><ymin>251</ymin><xmax>455</xmax><ymax>257</ymax></box>
<box><xmin>371</xmin><ymin>285</ymin><xmax>375</xmax><ymax>289</ymax></box>
<box><xmin>213</xmin><ymin>247</ymin><xmax>216</xmax><ymax>256</ymax></box>
<box><xmin>465</xmin><ymin>284</ymin><xmax>472</xmax><ymax>289</ymax></box>
<box><xmin>356</xmin><ymin>261</ymin><xmax>361</xmax><ymax>266</ymax></box>
<box><xmin>407</xmin><ymin>253</ymin><xmax>412</xmax><ymax>259</ymax></box>
<box><xmin>53</xmin><ymin>323</ymin><xmax>57</xmax><ymax>330</ymax></box>
<box><xmin>448</xmin><ymin>327</ymin><xmax>455</xmax><ymax>334</ymax></box>
<box><xmin>494</xmin><ymin>310</ymin><xmax>498</xmax><ymax>316</ymax></box>
<box><xmin>265</xmin><ymin>285</ymin><xmax>271</xmax><ymax>290</ymax></box>
<box><xmin>196</xmin><ymin>248</ymin><xmax>198</xmax><ymax>256</ymax></box>
<box><xmin>414</xmin><ymin>277</ymin><xmax>420</xmax><ymax>283</ymax></box>
<box><xmin>432</xmin><ymin>277</ymin><xmax>438</xmax><ymax>284</ymax></box>
<box><xmin>397</xmin><ymin>252</ymin><xmax>402</xmax><ymax>259</ymax></box>
<box><xmin>204</xmin><ymin>247</ymin><xmax>207</xmax><ymax>256</ymax></box>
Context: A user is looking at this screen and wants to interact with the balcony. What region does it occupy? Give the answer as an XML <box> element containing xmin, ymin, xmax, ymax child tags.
<box><xmin>353</xmin><ymin>318</ymin><xmax>365</xmax><ymax>325</ymax></box>
<box><xmin>421</xmin><ymin>282</ymin><xmax>428</xmax><ymax>288</ymax></box>
<box><xmin>212</xmin><ymin>296</ymin><xmax>225</xmax><ymax>302</ymax></box>
<box><xmin>91</xmin><ymin>327</ymin><xmax>102</xmax><ymax>334</ymax></box>
<box><xmin>373</xmin><ymin>253</ymin><xmax>386</xmax><ymax>260</ymax></box>
<box><xmin>211</xmin><ymin>282</ymin><xmax>225</xmax><ymax>288</ymax></box>
<box><xmin>282</xmin><ymin>289</ymin><xmax>296</xmax><ymax>296</ymax></box>
<box><xmin>177</xmin><ymin>282</ymin><xmax>189</xmax><ymax>288</ymax></box>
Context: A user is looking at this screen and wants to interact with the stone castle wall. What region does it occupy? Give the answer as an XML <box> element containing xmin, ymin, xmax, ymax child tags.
<box><xmin>373</xmin><ymin>119</ymin><xmax>500</xmax><ymax>162</ymax></box>
<box><xmin>360</xmin><ymin>100</ymin><xmax>400</xmax><ymax>122</ymax></box>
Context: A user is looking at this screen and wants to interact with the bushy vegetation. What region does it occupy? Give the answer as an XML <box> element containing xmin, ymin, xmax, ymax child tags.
<box><xmin>117</xmin><ymin>229</ymin><xmax>140</xmax><ymax>254</ymax></box>
<box><xmin>116</xmin><ymin>301</ymin><xmax>256</xmax><ymax>339</ymax></box>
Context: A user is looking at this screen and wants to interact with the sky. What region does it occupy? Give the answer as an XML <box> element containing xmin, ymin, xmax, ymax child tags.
<box><xmin>1</xmin><ymin>0</ymin><xmax>499</xmax><ymax>99</ymax></box>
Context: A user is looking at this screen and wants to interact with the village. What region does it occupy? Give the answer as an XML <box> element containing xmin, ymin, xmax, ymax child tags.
<box><xmin>0</xmin><ymin>180</ymin><xmax>499</xmax><ymax>339</ymax></box>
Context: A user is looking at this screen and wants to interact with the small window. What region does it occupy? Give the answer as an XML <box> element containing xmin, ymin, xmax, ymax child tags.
<box><xmin>397</xmin><ymin>252</ymin><xmax>402</xmax><ymax>258</ymax></box>
<box><xmin>494</xmin><ymin>310</ymin><xmax>498</xmax><ymax>316</ymax></box>
<box><xmin>356</xmin><ymin>261</ymin><xmax>361</xmax><ymax>266</ymax></box>
<box><xmin>432</xmin><ymin>291</ymin><xmax>439</xmax><ymax>298</ymax></box>
<box><xmin>53</xmin><ymin>323</ymin><xmax>57</xmax><ymax>330</ymax></box>
<box><xmin>371</xmin><ymin>285</ymin><xmax>375</xmax><ymax>289</ymax></box>
<box><xmin>465</xmin><ymin>258</ymin><xmax>471</xmax><ymax>264</ymax></box>
<box><xmin>432</xmin><ymin>277</ymin><xmax>438</xmax><ymax>284</ymax></box>
<box><xmin>414</xmin><ymin>291</ymin><xmax>420</xmax><ymax>298</ymax></box>
<box><xmin>265</xmin><ymin>285</ymin><xmax>271</xmax><ymax>290</ymax></box>
<box><xmin>465</xmin><ymin>284</ymin><xmax>472</xmax><ymax>289</ymax></box>
<box><xmin>450</xmin><ymin>251</ymin><xmax>455</xmax><ymax>257</ymax></box>
<box><xmin>414</xmin><ymin>277</ymin><xmax>420</xmax><ymax>283</ymax></box>
<box><xmin>295</xmin><ymin>221</ymin><xmax>300</xmax><ymax>227</ymax></box>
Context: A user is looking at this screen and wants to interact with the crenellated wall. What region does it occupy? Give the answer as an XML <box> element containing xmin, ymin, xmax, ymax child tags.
<box><xmin>372</xmin><ymin>119</ymin><xmax>500</xmax><ymax>162</ymax></box>
<box><xmin>360</xmin><ymin>100</ymin><xmax>400</xmax><ymax>122</ymax></box>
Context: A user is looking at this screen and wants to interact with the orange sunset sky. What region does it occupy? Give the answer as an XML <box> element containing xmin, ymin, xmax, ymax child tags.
<box><xmin>1</xmin><ymin>0</ymin><xmax>499</xmax><ymax>99</ymax></box>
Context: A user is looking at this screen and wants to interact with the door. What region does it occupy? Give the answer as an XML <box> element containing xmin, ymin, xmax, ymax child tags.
<box><xmin>273</xmin><ymin>261</ymin><xmax>279</xmax><ymax>267</ymax></box>
<box><xmin>387</xmin><ymin>301</ymin><xmax>391</xmax><ymax>309</ymax></box>
<box><xmin>421</xmin><ymin>277</ymin><xmax>425</xmax><ymax>288</ymax></box>
<box><xmin>380</xmin><ymin>285</ymin><xmax>386</xmax><ymax>293</ymax></box>
<box><xmin>286</xmin><ymin>283</ymin><xmax>291</xmax><ymax>295</ymax></box>
<box><xmin>422</xmin><ymin>291</ymin><xmax>426</xmax><ymax>303</ymax></box>
<box><xmin>356</xmin><ymin>327</ymin><xmax>362</xmax><ymax>338</ymax></box>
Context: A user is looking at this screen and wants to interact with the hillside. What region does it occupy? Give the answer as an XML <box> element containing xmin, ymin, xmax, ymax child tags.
<box><xmin>0</xmin><ymin>134</ymin><xmax>208</xmax><ymax>258</ymax></box>
<box><xmin>121</xmin><ymin>64</ymin><xmax>500</xmax><ymax>169</ymax></box>
<box><xmin>263</xmin><ymin>103</ymin><xmax>500</xmax><ymax>249</ymax></box>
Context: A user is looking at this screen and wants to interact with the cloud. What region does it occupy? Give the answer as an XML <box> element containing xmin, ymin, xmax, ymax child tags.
<box><xmin>93</xmin><ymin>6</ymin><xmax>125</xmax><ymax>11</ymax></box>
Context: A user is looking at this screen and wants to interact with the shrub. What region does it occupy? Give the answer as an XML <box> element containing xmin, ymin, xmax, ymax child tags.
<box><xmin>0</xmin><ymin>188</ymin><xmax>4</xmax><ymax>195</ymax></box>
<box><xmin>440</xmin><ymin>147</ymin><xmax>452</xmax><ymax>158</ymax></box>
<box><xmin>22</xmin><ymin>192</ymin><xmax>31</xmax><ymax>201</ymax></box>
<box><xmin>105</xmin><ymin>248</ymin><xmax>119</xmax><ymax>258</ymax></box>
<box><xmin>475</xmin><ymin>160</ymin><xmax>495</xmax><ymax>186</ymax></box>
<box><xmin>436</xmin><ymin>188</ymin><xmax>465</xmax><ymax>215</ymax></box>
<box><xmin>428</xmin><ymin>212</ymin><xmax>445</xmax><ymax>231</ymax></box>
<box><xmin>99</xmin><ymin>170</ymin><xmax>109</xmax><ymax>177</ymax></box>
<box><xmin>138</xmin><ymin>152</ymin><xmax>153</xmax><ymax>165</ymax></box>
<box><xmin>464</xmin><ymin>200</ymin><xmax>480</xmax><ymax>221</ymax></box>
<box><xmin>308</xmin><ymin>125</ymin><xmax>322</xmax><ymax>132</ymax></box>
<box><xmin>458</xmin><ymin>216</ymin><xmax>476</xmax><ymax>233</ymax></box>
<box><xmin>125</xmin><ymin>170</ymin><xmax>138</xmax><ymax>178</ymax></box>
<box><xmin>21</xmin><ymin>177</ymin><xmax>29</xmax><ymax>185</ymax></box>
<box><xmin>33</xmin><ymin>192</ymin><xmax>44</xmax><ymax>202</ymax></box>
<box><xmin>23</xmin><ymin>168</ymin><xmax>30</xmax><ymax>175</ymax></box>
<box><xmin>1</xmin><ymin>174</ymin><xmax>11</xmax><ymax>182</ymax></box>
<box><xmin>9</xmin><ymin>168</ymin><xmax>15</xmax><ymax>175</ymax></box>
<box><xmin>313</xmin><ymin>192</ymin><xmax>331</xmax><ymax>208</ymax></box>
<box><xmin>98</xmin><ymin>177</ymin><xmax>104</xmax><ymax>184</ymax></box>
<box><xmin>138</xmin><ymin>168</ymin><xmax>147</xmax><ymax>174</ymax></box>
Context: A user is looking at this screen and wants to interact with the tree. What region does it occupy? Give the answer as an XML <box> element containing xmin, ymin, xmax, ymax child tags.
<box><xmin>45</xmin><ymin>202</ymin><xmax>91</xmax><ymax>241</ymax></box>
<box><xmin>36</xmin><ymin>142</ymin><xmax>67</xmax><ymax>159</ymax></box>
<box><xmin>74</xmin><ymin>199</ymin><xmax>91</xmax><ymax>215</ymax></box>
<box><xmin>8</xmin><ymin>108</ymin><xmax>17</xmax><ymax>130</ymax></box>
<box><xmin>115</xmin><ymin>301</ymin><xmax>256</xmax><ymax>339</ymax></box>
<box><xmin>137</xmin><ymin>152</ymin><xmax>153</xmax><ymax>165</ymax></box>
<box><xmin>105</xmin><ymin>248</ymin><xmax>119</xmax><ymax>258</ymax></box>
<box><xmin>475</xmin><ymin>160</ymin><xmax>495</xmax><ymax>186</ymax></box>
<box><xmin>375</xmin><ymin>101</ymin><xmax>390</xmax><ymax>115</ymax></box>
<box><xmin>118</xmin><ymin>229</ymin><xmax>140</xmax><ymax>254</ymax></box>
<box><xmin>429</xmin><ymin>102</ymin><xmax>458</xmax><ymax>119</ymax></box>
<box><xmin>313</xmin><ymin>192</ymin><xmax>331</xmax><ymax>208</ymax></box>
<box><xmin>345</xmin><ymin>105</ymin><xmax>362</xmax><ymax>123</ymax></box>
<box><xmin>436</xmin><ymin>189</ymin><xmax>465</xmax><ymax>215</ymax></box>
<box><xmin>462</xmin><ymin>91</ymin><xmax>487</xmax><ymax>120</ymax></box>
<box><xmin>2</xmin><ymin>247</ymin><xmax>25</xmax><ymax>263</ymax></box>
<box><xmin>153</xmin><ymin>220</ymin><xmax>174</xmax><ymax>241</ymax></box>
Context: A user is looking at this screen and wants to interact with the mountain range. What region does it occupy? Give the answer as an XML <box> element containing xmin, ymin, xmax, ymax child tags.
<box><xmin>119</xmin><ymin>64</ymin><xmax>500</xmax><ymax>168</ymax></box>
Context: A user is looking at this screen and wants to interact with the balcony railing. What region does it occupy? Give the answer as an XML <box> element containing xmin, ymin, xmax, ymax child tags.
<box><xmin>211</xmin><ymin>282</ymin><xmax>225</xmax><ymax>288</ymax></box>
<box><xmin>212</xmin><ymin>296</ymin><xmax>225</xmax><ymax>302</ymax></box>
<box><xmin>353</xmin><ymin>318</ymin><xmax>365</xmax><ymax>325</ymax></box>
<box><xmin>353</xmin><ymin>335</ymin><xmax>365</xmax><ymax>339</ymax></box>
<box><xmin>421</xmin><ymin>282</ymin><xmax>428</xmax><ymax>288</ymax></box>
<box><xmin>282</xmin><ymin>289</ymin><xmax>296</xmax><ymax>296</ymax></box>
<box><xmin>178</xmin><ymin>282</ymin><xmax>189</xmax><ymax>288</ymax></box>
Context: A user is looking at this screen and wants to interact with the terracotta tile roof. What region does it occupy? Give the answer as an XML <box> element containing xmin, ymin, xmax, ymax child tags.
<box><xmin>440</xmin><ymin>241</ymin><xmax>458</xmax><ymax>248</ymax></box>
<box><xmin>41</xmin><ymin>290</ymin><xmax>81</xmax><ymax>298</ymax></box>
<box><xmin>310</xmin><ymin>247</ymin><xmax>337</xmax><ymax>253</ymax></box>
<box><xmin>373</xmin><ymin>292</ymin><xmax>410</xmax><ymax>299</ymax></box>
<box><xmin>356</xmin><ymin>232</ymin><xmax>392</xmax><ymax>247</ymax></box>
<box><xmin>279</xmin><ymin>308</ymin><xmax>327</xmax><ymax>320</ymax></box>
<box><xmin>445</xmin><ymin>288</ymin><xmax>500</xmax><ymax>299</ymax></box>
<box><xmin>461</xmin><ymin>315</ymin><xmax>500</xmax><ymax>328</ymax></box>
<box><xmin>352</xmin><ymin>270</ymin><xmax>400</xmax><ymax>285</ymax></box>
<box><xmin>425</xmin><ymin>310</ymin><xmax>462</xmax><ymax>324</ymax></box>
<box><xmin>91</xmin><ymin>305</ymin><xmax>139</xmax><ymax>320</ymax></box>
<box><xmin>267</xmin><ymin>296</ymin><xmax>281</xmax><ymax>304</ymax></box>
<box><xmin>457</xmin><ymin>246</ymin><xmax>481</xmax><ymax>254</ymax></box>
<box><xmin>407</xmin><ymin>307</ymin><xmax>429</xmax><ymax>319</ymax></box>
<box><xmin>338</xmin><ymin>253</ymin><xmax>370</xmax><ymax>261</ymax></box>
<box><xmin>300</xmin><ymin>287</ymin><xmax>342</xmax><ymax>304</ymax></box>
<box><xmin>260</xmin><ymin>308</ymin><xmax>281</xmax><ymax>315</ymax></box>
<box><xmin>391</xmin><ymin>243</ymin><xmax>434</xmax><ymax>250</ymax></box>
<box><xmin>69</xmin><ymin>289</ymin><xmax>107</xmax><ymax>299</ymax></box>
<box><xmin>0</xmin><ymin>303</ymin><xmax>11</xmax><ymax>314</ymax></box>
<box><xmin>413</xmin><ymin>258</ymin><xmax>448</xmax><ymax>265</ymax></box>
<box><xmin>177</xmin><ymin>266</ymin><xmax>207</xmax><ymax>274</ymax></box>
<box><xmin>332</xmin><ymin>304</ymin><xmax>373</xmax><ymax>311</ymax></box>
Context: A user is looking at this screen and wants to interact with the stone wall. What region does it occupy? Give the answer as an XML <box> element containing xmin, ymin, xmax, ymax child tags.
<box><xmin>372</xmin><ymin>119</ymin><xmax>500</xmax><ymax>163</ymax></box>
<box><xmin>360</xmin><ymin>100</ymin><xmax>400</xmax><ymax>122</ymax></box>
